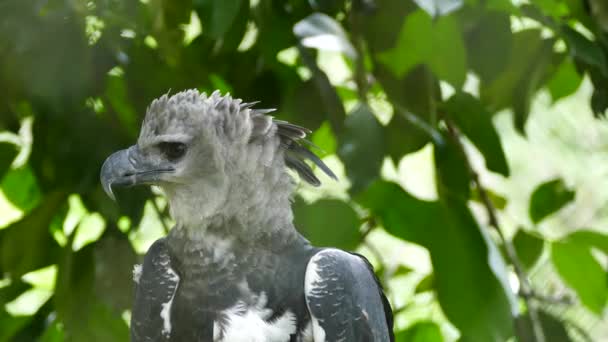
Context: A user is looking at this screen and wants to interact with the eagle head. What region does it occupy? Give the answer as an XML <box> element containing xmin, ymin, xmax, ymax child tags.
<box><xmin>100</xmin><ymin>89</ymin><xmax>335</xmax><ymax>228</ymax></box>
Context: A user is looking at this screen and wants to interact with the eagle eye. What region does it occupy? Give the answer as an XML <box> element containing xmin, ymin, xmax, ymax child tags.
<box><xmin>158</xmin><ymin>142</ymin><xmax>187</xmax><ymax>161</ymax></box>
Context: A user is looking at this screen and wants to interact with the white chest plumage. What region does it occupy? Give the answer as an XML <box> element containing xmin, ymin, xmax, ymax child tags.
<box><xmin>213</xmin><ymin>293</ymin><xmax>297</xmax><ymax>342</ymax></box>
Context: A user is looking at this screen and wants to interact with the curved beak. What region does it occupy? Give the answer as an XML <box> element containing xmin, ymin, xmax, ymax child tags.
<box><xmin>100</xmin><ymin>146</ymin><xmax>174</xmax><ymax>201</ymax></box>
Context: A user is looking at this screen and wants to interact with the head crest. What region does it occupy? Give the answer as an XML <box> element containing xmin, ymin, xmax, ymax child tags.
<box><xmin>142</xmin><ymin>89</ymin><xmax>337</xmax><ymax>186</ymax></box>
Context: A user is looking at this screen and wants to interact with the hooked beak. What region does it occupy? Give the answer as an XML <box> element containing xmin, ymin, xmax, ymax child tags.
<box><xmin>100</xmin><ymin>146</ymin><xmax>174</xmax><ymax>201</ymax></box>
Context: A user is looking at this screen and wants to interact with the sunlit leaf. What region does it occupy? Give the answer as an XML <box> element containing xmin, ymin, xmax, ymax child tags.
<box><xmin>294</xmin><ymin>13</ymin><xmax>356</xmax><ymax>59</ymax></box>
<box><xmin>551</xmin><ymin>240</ymin><xmax>607</xmax><ymax>315</ymax></box>
<box><xmin>413</xmin><ymin>0</ymin><xmax>464</xmax><ymax>17</ymax></box>
<box><xmin>378</xmin><ymin>10</ymin><xmax>467</xmax><ymax>88</ymax></box>
<box><xmin>1</xmin><ymin>166</ymin><xmax>41</xmax><ymax>213</ymax></box>
<box><xmin>396</xmin><ymin>320</ymin><xmax>444</xmax><ymax>342</ymax></box>
<box><xmin>359</xmin><ymin>181</ymin><xmax>514</xmax><ymax>341</ymax></box>
<box><xmin>311</xmin><ymin>121</ymin><xmax>337</xmax><ymax>156</ymax></box>
<box><xmin>531</xmin><ymin>0</ymin><xmax>570</xmax><ymax>18</ymax></box>
<box><xmin>293</xmin><ymin>198</ymin><xmax>360</xmax><ymax>250</ymax></box>
<box><xmin>565</xmin><ymin>230</ymin><xmax>608</xmax><ymax>254</ymax></box>
<box><xmin>547</xmin><ymin>59</ymin><xmax>584</xmax><ymax>103</ymax></box>
<box><xmin>529</xmin><ymin>179</ymin><xmax>575</xmax><ymax>224</ymax></box>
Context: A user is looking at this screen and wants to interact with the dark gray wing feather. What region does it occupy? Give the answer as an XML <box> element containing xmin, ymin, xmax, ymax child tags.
<box><xmin>275</xmin><ymin>120</ymin><xmax>336</xmax><ymax>186</ymax></box>
<box><xmin>304</xmin><ymin>249</ymin><xmax>394</xmax><ymax>341</ymax></box>
<box><xmin>246</xmin><ymin>104</ymin><xmax>336</xmax><ymax>186</ymax></box>
<box><xmin>131</xmin><ymin>238</ymin><xmax>179</xmax><ymax>342</ymax></box>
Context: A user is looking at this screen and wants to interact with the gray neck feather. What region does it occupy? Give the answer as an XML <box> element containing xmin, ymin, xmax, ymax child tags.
<box><xmin>164</xmin><ymin>145</ymin><xmax>299</xmax><ymax>252</ymax></box>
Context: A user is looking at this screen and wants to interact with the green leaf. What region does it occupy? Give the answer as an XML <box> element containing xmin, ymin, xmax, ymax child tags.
<box><xmin>516</xmin><ymin>310</ymin><xmax>573</xmax><ymax>342</ymax></box>
<box><xmin>357</xmin><ymin>182</ymin><xmax>441</xmax><ymax>246</ymax></box>
<box><xmin>385</xmin><ymin>109</ymin><xmax>431</xmax><ymax>163</ymax></box>
<box><xmin>358</xmin><ymin>181</ymin><xmax>514</xmax><ymax>341</ymax></box>
<box><xmin>396</xmin><ymin>321</ymin><xmax>444</xmax><ymax>342</ymax></box>
<box><xmin>93</xmin><ymin>235</ymin><xmax>137</xmax><ymax>312</ymax></box>
<box><xmin>360</xmin><ymin>0</ymin><xmax>418</xmax><ymax>54</ymax></box>
<box><xmin>513</xmin><ymin>229</ymin><xmax>544</xmax><ymax>270</ymax></box>
<box><xmin>296</xmin><ymin>46</ymin><xmax>347</xmax><ymax>134</ymax></box>
<box><xmin>159</xmin><ymin>0</ymin><xmax>192</xmax><ymax>28</ymax></box>
<box><xmin>565</xmin><ymin>230</ymin><xmax>608</xmax><ymax>254</ymax></box>
<box><xmin>105</xmin><ymin>75</ymin><xmax>138</xmax><ymax>138</ymax></box>
<box><xmin>434</xmin><ymin>137</ymin><xmax>470</xmax><ymax>199</ymax></box>
<box><xmin>393</xmin><ymin>264</ymin><xmax>415</xmax><ymax>277</ymax></box>
<box><xmin>39</xmin><ymin>319</ymin><xmax>64</xmax><ymax>342</ymax></box>
<box><xmin>531</xmin><ymin>0</ymin><xmax>570</xmax><ymax>19</ymax></box>
<box><xmin>470</xmin><ymin>187</ymin><xmax>507</xmax><ymax>210</ymax></box>
<box><xmin>1</xmin><ymin>192</ymin><xmax>65</xmax><ymax>277</ymax></box>
<box><xmin>443</xmin><ymin>92</ymin><xmax>510</xmax><ymax>176</ymax></box>
<box><xmin>415</xmin><ymin>273</ymin><xmax>435</xmax><ymax>293</ymax></box>
<box><xmin>1</xmin><ymin>165</ymin><xmax>41</xmax><ymax>212</ymax></box>
<box><xmin>378</xmin><ymin>10</ymin><xmax>467</xmax><ymax>88</ymax></box>
<box><xmin>337</xmin><ymin>104</ymin><xmax>385</xmax><ymax>194</ymax></box>
<box><xmin>0</xmin><ymin>310</ymin><xmax>31</xmax><ymax>342</ymax></box>
<box><xmin>485</xmin><ymin>0</ymin><xmax>520</xmax><ymax>13</ymax></box>
<box><xmin>547</xmin><ymin>59</ymin><xmax>584</xmax><ymax>103</ymax></box>
<box><xmin>480</xmin><ymin>29</ymin><xmax>557</xmax><ymax>132</ymax></box>
<box><xmin>293</xmin><ymin>198</ymin><xmax>360</xmax><ymax>250</ymax></box>
<box><xmin>293</xmin><ymin>13</ymin><xmax>356</xmax><ymax>59</ymax></box>
<box><xmin>375</xmin><ymin>65</ymin><xmax>440</xmax><ymax>120</ymax></box>
<box><xmin>464</xmin><ymin>10</ymin><xmax>512</xmax><ymax>84</ymax></box>
<box><xmin>55</xmin><ymin>244</ymin><xmax>130</xmax><ymax>341</ymax></box>
<box><xmin>194</xmin><ymin>0</ymin><xmax>243</xmax><ymax>39</ymax></box>
<box><xmin>0</xmin><ymin>142</ymin><xmax>18</xmax><ymax>181</ymax></box>
<box><xmin>551</xmin><ymin>240</ymin><xmax>607</xmax><ymax>314</ymax></box>
<box><xmin>413</xmin><ymin>0</ymin><xmax>464</xmax><ymax>17</ymax></box>
<box><xmin>282</xmin><ymin>80</ymin><xmax>327</xmax><ymax>133</ymax></box>
<box><xmin>529</xmin><ymin>179</ymin><xmax>575</xmax><ymax>224</ymax></box>
<box><xmin>311</xmin><ymin>121</ymin><xmax>337</xmax><ymax>156</ymax></box>
<box><xmin>560</xmin><ymin>25</ymin><xmax>608</xmax><ymax>76</ymax></box>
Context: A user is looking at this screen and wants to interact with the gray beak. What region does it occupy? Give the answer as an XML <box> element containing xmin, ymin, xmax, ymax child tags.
<box><xmin>100</xmin><ymin>146</ymin><xmax>173</xmax><ymax>201</ymax></box>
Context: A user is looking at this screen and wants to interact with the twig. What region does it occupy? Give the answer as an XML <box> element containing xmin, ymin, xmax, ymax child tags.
<box><xmin>360</xmin><ymin>216</ymin><xmax>376</xmax><ymax>240</ymax></box>
<box><xmin>443</xmin><ymin>118</ymin><xmax>547</xmax><ymax>342</ymax></box>
<box><xmin>393</xmin><ymin>104</ymin><xmax>445</xmax><ymax>146</ymax></box>
<box><xmin>524</xmin><ymin>290</ymin><xmax>575</xmax><ymax>305</ymax></box>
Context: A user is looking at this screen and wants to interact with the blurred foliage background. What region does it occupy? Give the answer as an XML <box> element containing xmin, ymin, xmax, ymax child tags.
<box><xmin>0</xmin><ymin>0</ymin><xmax>607</xmax><ymax>341</ymax></box>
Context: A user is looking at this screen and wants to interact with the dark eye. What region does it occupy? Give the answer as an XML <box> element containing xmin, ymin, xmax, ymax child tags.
<box><xmin>158</xmin><ymin>142</ymin><xmax>187</xmax><ymax>161</ymax></box>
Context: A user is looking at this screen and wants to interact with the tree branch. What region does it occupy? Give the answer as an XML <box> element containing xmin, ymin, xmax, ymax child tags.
<box><xmin>443</xmin><ymin>118</ymin><xmax>547</xmax><ymax>342</ymax></box>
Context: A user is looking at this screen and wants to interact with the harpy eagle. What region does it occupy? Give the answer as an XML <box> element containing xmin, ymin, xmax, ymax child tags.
<box><xmin>100</xmin><ymin>90</ymin><xmax>394</xmax><ymax>341</ymax></box>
